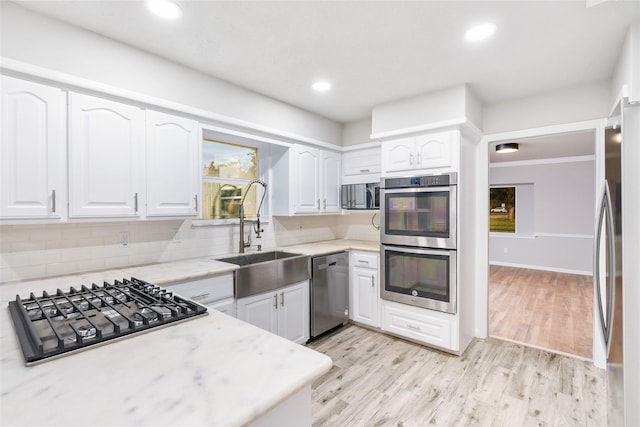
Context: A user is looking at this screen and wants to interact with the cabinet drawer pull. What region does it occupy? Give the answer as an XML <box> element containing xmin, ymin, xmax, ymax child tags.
<box><xmin>357</xmin><ymin>260</ymin><xmax>369</xmax><ymax>264</ymax></box>
<box><xmin>406</xmin><ymin>324</ymin><xmax>421</xmax><ymax>331</ymax></box>
<box><xmin>280</xmin><ymin>292</ymin><xmax>284</xmax><ymax>307</ymax></box>
<box><xmin>51</xmin><ymin>189</ymin><xmax>56</xmax><ymax>213</ymax></box>
<box><xmin>274</xmin><ymin>294</ymin><xmax>278</xmax><ymax>309</ymax></box>
<box><xmin>359</xmin><ymin>169</ymin><xmax>370</xmax><ymax>173</ymax></box>
<box><xmin>191</xmin><ymin>293</ymin><xmax>210</xmax><ymax>301</ymax></box>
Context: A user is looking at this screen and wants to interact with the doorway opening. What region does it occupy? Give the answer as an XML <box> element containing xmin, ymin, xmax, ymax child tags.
<box><xmin>487</xmin><ymin>130</ymin><xmax>596</xmax><ymax>359</ymax></box>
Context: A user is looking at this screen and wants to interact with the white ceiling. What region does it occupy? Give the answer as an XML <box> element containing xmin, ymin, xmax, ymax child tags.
<box><xmin>10</xmin><ymin>1</ymin><xmax>640</xmax><ymax>124</ymax></box>
<box><xmin>489</xmin><ymin>130</ymin><xmax>595</xmax><ymax>163</ymax></box>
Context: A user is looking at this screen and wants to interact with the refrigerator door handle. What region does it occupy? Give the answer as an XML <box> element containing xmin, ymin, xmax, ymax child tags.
<box><xmin>594</xmin><ymin>180</ymin><xmax>616</xmax><ymax>354</ymax></box>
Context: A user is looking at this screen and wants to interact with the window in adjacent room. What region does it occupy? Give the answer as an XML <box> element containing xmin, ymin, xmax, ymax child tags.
<box><xmin>202</xmin><ymin>139</ymin><xmax>259</xmax><ymax>221</ymax></box>
<box><xmin>489</xmin><ymin>186</ymin><xmax>516</xmax><ymax>233</ymax></box>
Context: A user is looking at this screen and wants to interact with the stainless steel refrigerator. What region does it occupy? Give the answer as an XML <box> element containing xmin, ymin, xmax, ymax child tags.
<box><xmin>596</xmin><ymin>122</ymin><xmax>623</xmax><ymax>426</ymax></box>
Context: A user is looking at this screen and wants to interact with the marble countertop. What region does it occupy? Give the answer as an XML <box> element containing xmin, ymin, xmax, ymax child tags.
<box><xmin>0</xmin><ymin>239</ymin><xmax>377</xmax><ymax>427</ymax></box>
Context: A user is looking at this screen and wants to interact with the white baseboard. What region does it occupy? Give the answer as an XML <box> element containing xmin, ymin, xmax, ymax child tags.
<box><xmin>489</xmin><ymin>261</ymin><xmax>592</xmax><ymax>276</ymax></box>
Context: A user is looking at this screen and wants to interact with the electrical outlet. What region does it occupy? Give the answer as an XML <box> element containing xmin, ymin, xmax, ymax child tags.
<box><xmin>119</xmin><ymin>231</ymin><xmax>129</xmax><ymax>248</ymax></box>
<box><xmin>503</xmin><ymin>247</ymin><xmax>508</xmax><ymax>254</ymax></box>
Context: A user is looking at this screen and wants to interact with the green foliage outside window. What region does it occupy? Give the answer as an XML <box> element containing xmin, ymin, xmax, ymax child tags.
<box><xmin>202</xmin><ymin>139</ymin><xmax>258</xmax><ymax>220</ymax></box>
<box><xmin>489</xmin><ymin>187</ymin><xmax>516</xmax><ymax>233</ymax></box>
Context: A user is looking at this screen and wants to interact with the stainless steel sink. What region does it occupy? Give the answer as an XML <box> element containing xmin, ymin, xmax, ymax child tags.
<box><xmin>218</xmin><ymin>251</ymin><xmax>310</xmax><ymax>298</ymax></box>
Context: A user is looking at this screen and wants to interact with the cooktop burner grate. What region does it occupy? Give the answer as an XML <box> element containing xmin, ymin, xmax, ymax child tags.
<box><xmin>7</xmin><ymin>277</ymin><xmax>207</xmax><ymax>365</ymax></box>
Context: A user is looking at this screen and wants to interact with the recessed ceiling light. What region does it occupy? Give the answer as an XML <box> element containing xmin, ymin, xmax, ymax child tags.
<box><xmin>465</xmin><ymin>23</ymin><xmax>496</xmax><ymax>42</ymax></box>
<box><xmin>146</xmin><ymin>0</ymin><xmax>182</xmax><ymax>20</ymax></box>
<box><xmin>312</xmin><ymin>81</ymin><xmax>331</xmax><ymax>92</ymax></box>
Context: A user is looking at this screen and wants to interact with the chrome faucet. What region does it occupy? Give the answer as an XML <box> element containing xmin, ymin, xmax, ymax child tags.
<box><xmin>239</xmin><ymin>179</ymin><xmax>267</xmax><ymax>253</ymax></box>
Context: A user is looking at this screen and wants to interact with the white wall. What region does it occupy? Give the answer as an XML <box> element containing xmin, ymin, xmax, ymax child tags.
<box><xmin>0</xmin><ymin>2</ymin><xmax>342</xmax><ymax>146</ymax></box>
<box><xmin>483</xmin><ymin>81</ymin><xmax>610</xmax><ymax>134</ymax></box>
<box><xmin>489</xmin><ymin>159</ymin><xmax>595</xmax><ymax>274</ymax></box>
<box><xmin>342</xmin><ymin>118</ymin><xmax>373</xmax><ymax>146</ymax></box>
<box><xmin>611</xmin><ymin>23</ymin><xmax>640</xmax><ymax>105</ymax></box>
<box><xmin>0</xmin><ymin>214</ymin><xmax>380</xmax><ymax>283</ymax></box>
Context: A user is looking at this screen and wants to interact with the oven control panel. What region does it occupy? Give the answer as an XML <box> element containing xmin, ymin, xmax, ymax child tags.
<box><xmin>382</xmin><ymin>172</ymin><xmax>457</xmax><ymax>188</ymax></box>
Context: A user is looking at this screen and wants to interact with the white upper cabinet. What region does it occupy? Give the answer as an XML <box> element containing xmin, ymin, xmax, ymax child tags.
<box><xmin>293</xmin><ymin>144</ymin><xmax>341</xmax><ymax>214</ymax></box>
<box><xmin>146</xmin><ymin>110</ymin><xmax>199</xmax><ymax>217</ymax></box>
<box><xmin>342</xmin><ymin>146</ymin><xmax>381</xmax><ymax>178</ymax></box>
<box><xmin>68</xmin><ymin>92</ymin><xmax>145</xmax><ymax>218</ymax></box>
<box><xmin>320</xmin><ymin>150</ymin><xmax>341</xmax><ymax>213</ymax></box>
<box><xmin>1</xmin><ymin>76</ymin><xmax>66</xmax><ymax>220</ymax></box>
<box><xmin>381</xmin><ymin>130</ymin><xmax>457</xmax><ymax>174</ymax></box>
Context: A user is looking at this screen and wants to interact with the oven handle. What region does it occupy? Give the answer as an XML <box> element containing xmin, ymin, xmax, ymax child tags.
<box><xmin>381</xmin><ymin>244</ymin><xmax>456</xmax><ymax>257</ymax></box>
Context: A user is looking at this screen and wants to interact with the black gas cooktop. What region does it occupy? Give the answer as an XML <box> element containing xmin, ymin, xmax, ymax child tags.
<box><xmin>7</xmin><ymin>277</ymin><xmax>207</xmax><ymax>365</ymax></box>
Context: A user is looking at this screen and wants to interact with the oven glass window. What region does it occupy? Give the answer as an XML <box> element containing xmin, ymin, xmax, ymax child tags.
<box><xmin>385</xmin><ymin>249</ymin><xmax>450</xmax><ymax>302</ymax></box>
<box><xmin>385</xmin><ymin>191</ymin><xmax>449</xmax><ymax>237</ymax></box>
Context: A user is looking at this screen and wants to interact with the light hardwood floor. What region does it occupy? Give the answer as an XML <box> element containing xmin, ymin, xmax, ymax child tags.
<box><xmin>308</xmin><ymin>324</ymin><xmax>606</xmax><ymax>427</ymax></box>
<box><xmin>488</xmin><ymin>265</ymin><xmax>593</xmax><ymax>359</ymax></box>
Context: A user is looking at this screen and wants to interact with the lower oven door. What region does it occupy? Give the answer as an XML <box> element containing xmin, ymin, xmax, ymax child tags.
<box><xmin>380</xmin><ymin>244</ymin><xmax>457</xmax><ymax>314</ymax></box>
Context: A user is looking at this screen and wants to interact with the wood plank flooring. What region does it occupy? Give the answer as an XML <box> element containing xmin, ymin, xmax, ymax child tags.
<box><xmin>308</xmin><ymin>324</ymin><xmax>606</xmax><ymax>427</ymax></box>
<box><xmin>488</xmin><ymin>265</ymin><xmax>593</xmax><ymax>359</ymax></box>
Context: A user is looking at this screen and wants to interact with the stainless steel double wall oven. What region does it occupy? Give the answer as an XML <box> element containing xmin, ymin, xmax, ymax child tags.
<box><xmin>380</xmin><ymin>173</ymin><xmax>457</xmax><ymax>314</ymax></box>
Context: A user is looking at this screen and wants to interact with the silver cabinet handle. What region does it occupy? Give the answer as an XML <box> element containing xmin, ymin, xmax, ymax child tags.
<box><xmin>280</xmin><ymin>291</ymin><xmax>284</xmax><ymax>307</ymax></box>
<box><xmin>273</xmin><ymin>294</ymin><xmax>278</xmax><ymax>309</ymax></box>
<box><xmin>358</xmin><ymin>260</ymin><xmax>369</xmax><ymax>264</ymax></box>
<box><xmin>417</xmin><ymin>152</ymin><xmax>422</xmax><ymax>166</ymax></box>
<box><xmin>194</xmin><ymin>194</ymin><xmax>198</xmax><ymax>212</ymax></box>
<box><xmin>191</xmin><ymin>293</ymin><xmax>210</xmax><ymax>301</ymax></box>
<box><xmin>51</xmin><ymin>189</ymin><xmax>56</xmax><ymax>213</ymax></box>
<box><xmin>359</xmin><ymin>169</ymin><xmax>370</xmax><ymax>173</ymax></box>
<box><xmin>371</xmin><ymin>275</ymin><xmax>375</xmax><ymax>287</ymax></box>
<box><xmin>407</xmin><ymin>324</ymin><xmax>420</xmax><ymax>331</ymax></box>
<box><xmin>409</xmin><ymin>153</ymin><xmax>414</xmax><ymax>167</ymax></box>
<box><xmin>134</xmin><ymin>193</ymin><xmax>138</xmax><ymax>213</ymax></box>
<box><xmin>317</xmin><ymin>199</ymin><xmax>320</xmax><ymax>210</ymax></box>
<box><xmin>323</xmin><ymin>199</ymin><xmax>326</xmax><ymax>210</ymax></box>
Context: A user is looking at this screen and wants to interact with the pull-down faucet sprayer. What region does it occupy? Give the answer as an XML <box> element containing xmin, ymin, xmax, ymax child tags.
<box><xmin>239</xmin><ymin>179</ymin><xmax>267</xmax><ymax>253</ymax></box>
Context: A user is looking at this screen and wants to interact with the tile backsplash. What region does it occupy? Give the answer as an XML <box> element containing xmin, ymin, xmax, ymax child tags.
<box><xmin>0</xmin><ymin>213</ymin><xmax>380</xmax><ymax>283</ymax></box>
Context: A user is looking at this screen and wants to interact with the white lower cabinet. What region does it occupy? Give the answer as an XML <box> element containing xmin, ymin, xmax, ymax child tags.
<box><xmin>237</xmin><ymin>281</ymin><xmax>309</xmax><ymax>344</ymax></box>
<box><xmin>381</xmin><ymin>300</ymin><xmax>458</xmax><ymax>352</ymax></box>
<box><xmin>168</xmin><ymin>273</ymin><xmax>236</xmax><ymax>317</ymax></box>
<box><xmin>349</xmin><ymin>251</ymin><xmax>380</xmax><ymax>328</ymax></box>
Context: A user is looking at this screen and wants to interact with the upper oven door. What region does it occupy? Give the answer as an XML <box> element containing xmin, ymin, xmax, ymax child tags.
<box><xmin>381</xmin><ymin>185</ymin><xmax>456</xmax><ymax>249</ymax></box>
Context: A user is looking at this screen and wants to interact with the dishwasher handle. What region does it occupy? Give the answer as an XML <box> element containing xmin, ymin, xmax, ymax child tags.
<box><xmin>317</xmin><ymin>261</ymin><xmax>337</xmax><ymax>270</ymax></box>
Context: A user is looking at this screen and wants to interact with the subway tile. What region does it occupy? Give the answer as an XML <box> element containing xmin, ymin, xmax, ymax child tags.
<box><xmin>14</xmin><ymin>264</ymin><xmax>47</xmax><ymax>281</ymax></box>
<box><xmin>46</xmin><ymin>262</ymin><xmax>78</xmax><ymax>277</ymax></box>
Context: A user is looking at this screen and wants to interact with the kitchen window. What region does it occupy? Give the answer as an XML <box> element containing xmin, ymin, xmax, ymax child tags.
<box><xmin>202</xmin><ymin>139</ymin><xmax>260</xmax><ymax>221</ymax></box>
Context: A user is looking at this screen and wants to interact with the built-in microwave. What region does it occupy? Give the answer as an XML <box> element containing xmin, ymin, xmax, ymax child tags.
<box><xmin>341</xmin><ymin>183</ymin><xmax>380</xmax><ymax>210</ymax></box>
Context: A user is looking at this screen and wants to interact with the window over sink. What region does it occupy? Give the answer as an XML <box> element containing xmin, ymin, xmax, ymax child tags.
<box><xmin>202</xmin><ymin>139</ymin><xmax>260</xmax><ymax>221</ymax></box>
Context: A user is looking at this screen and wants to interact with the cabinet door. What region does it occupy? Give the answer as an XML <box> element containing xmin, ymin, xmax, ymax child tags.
<box><xmin>277</xmin><ymin>282</ymin><xmax>309</xmax><ymax>344</ymax></box>
<box><xmin>69</xmin><ymin>93</ymin><xmax>144</xmax><ymax>217</ymax></box>
<box><xmin>415</xmin><ymin>131</ymin><xmax>453</xmax><ymax>169</ymax></box>
<box><xmin>146</xmin><ymin>110</ymin><xmax>199</xmax><ymax>217</ymax></box>
<box><xmin>352</xmin><ymin>266</ymin><xmax>379</xmax><ymax>328</ymax></box>
<box><xmin>293</xmin><ymin>145</ymin><xmax>320</xmax><ymax>213</ymax></box>
<box><xmin>342</xmin><ymin>147</ymin><xmax>381</xmax><ymax>176</ymax></box>
<box><xmin>237</xmin><ymin>291</ymin><xmax>278</xmax><ymax>335</ymax></box>
<box><xmin>209</xmin><ymin>298</ymin><xmax>236</xmax><ymax>318</ymax></box>
<box><xmin>1</xmin><ymin>76</ymin><xmax>66</xmax><ymax>219</ymax></box>
<box><xmin>381</xmin><ymin>137</ymin><xmax>414</xmax><ymax>172</ymax></box>
<box><xmin>320</xmin><ymin>150</ymin><xmax>341</xmax><ymax>213</ymax></box>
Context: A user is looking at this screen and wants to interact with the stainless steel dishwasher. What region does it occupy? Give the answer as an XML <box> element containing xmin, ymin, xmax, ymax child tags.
<box><xmin>310</xmin><ymin>251</ymin><xmax>349</xmax><ymax>339</ymax></box>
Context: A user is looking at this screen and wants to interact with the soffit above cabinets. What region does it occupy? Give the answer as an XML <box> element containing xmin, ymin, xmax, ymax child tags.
<box><xmin>8</xmin><ymin>1</ymin><xmax>640</xmax><ymax>123</ymax></box>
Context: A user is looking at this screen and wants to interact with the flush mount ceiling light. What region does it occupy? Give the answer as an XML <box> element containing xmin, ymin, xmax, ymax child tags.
<box><xmin>312</xmin><ymin>81</ymin><xmax>332</xmax><ymax>92</ymax></box>
<box><xmin>465</xmin><ymin>23</ymin><xmax>496</xmax><ymax>42</ymax></box>
<box><xmin>145</xmin><ymin>0</ymin><xmax>182</xmax><ymax>20</ymax></box>
<box><xmin>496</xmin><ymin>143</ymin><xmax>519</xmax><ymax>154</ymax></box>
